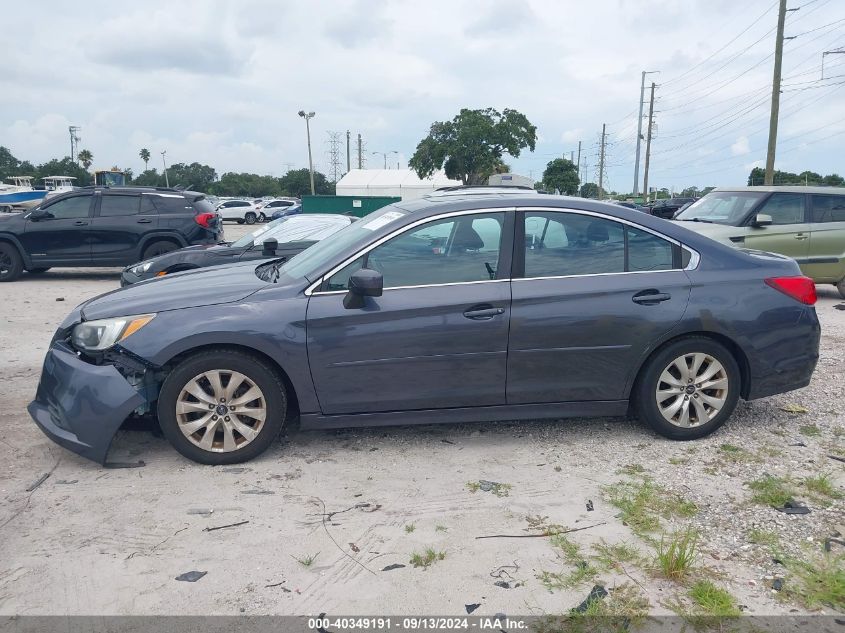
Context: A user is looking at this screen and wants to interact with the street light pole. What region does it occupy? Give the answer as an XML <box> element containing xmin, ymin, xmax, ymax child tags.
<box><xmin>372</xmin><ymin>151</ymin><xmax>398</xmax><ymax>169</ymax></box>
<box><xmin>298</xmin><ymin>110</ymin><xmax>316</xmax><ymax>195</ymax></box>
<box><xmin>161</xmin><ymin>150</ymin><xmax>169</xmax><ymax>188</ymax></box>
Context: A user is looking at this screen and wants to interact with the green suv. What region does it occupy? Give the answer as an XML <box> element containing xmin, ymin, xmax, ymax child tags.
<box><xmin>674</xmin><ymin>186</ymin><xmax>845</xmax><ymax>298</ymax></box>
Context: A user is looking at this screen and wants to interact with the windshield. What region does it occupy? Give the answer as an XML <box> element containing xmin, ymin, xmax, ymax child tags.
<box><xmin>280</xmin><ymin>205</ymin><xmax>409</xmax><ymax>281</ymax></box>
<box><xmin>675</xmin><ymin>192</ymin><xmax>767</xmax><ymax>225</ymax></box>
<box><xmin>232</xmin><ymin>215</ymin><xmax>351</xmax><ymax>249</ymax></box>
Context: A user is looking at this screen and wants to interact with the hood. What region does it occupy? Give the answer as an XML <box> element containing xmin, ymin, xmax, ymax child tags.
<box><xmin>82</xmin><ymin>260</ymin><xmax>268</xmax><ymax>320</ymax></box>
<box><xmin>670</xmin><ymin>220</ymin><xmax>742</xmax><ymax>244</ymax></box>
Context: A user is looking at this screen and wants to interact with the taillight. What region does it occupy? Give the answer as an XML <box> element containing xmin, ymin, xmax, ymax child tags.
<box><xmin>765</xmin><ymin>276</ymin><xmax>817</xmax><ymax>305</ymax></box>
<box><xmin>195</xmin><ymin>212</ymin><xmax>215</xmax><ymax>228</ymax></box>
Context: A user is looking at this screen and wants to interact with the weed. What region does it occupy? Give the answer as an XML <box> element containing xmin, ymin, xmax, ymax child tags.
<box><xmin>799</xmin><ymin>424</ymin><xmax>821</xmax><ymax>437</ymax></box>
<box><xmin>689</xmin><ymin>579</ymin><xmax>740</xmax><ymax>617</ymax></box>
<box><xmin>549</xmin><ymin>534</ymin><xmax>581</xmax><ymax>562</ymax></box>
<box><xmin>293</xmin><ymin>552</ymin><xmax>319</xmax><ymax>567</ymax></box>
<box><xmin>409</xmin><ymin>548</ymin><xmax>446</xmax><ymax>569</ymax></box>
<box><xmin>537</xmin><ymin>563</ymin><xmax>598</xmax><ymax>591</ymax></box>
<box><xmin>537</xmin><ymin>583</ymin><xmax>649</xmax><ymax>631</ymax></box>
<box><xmin>466</xmin><ymin>480</ymin><xmax>511</xmax><ymax>497</ymax></box>
<box><xmin>717</xmin><ymin>443</ymin><xmax>758</xmax><ymax>463</ymax></box>
<box><xmin>404</xmin><ymin>523</ymin><xmax>416</xmax><ymax>533</ymax></box>
<box><xmin>748</xmin><ymin>475</ymin><xmax>795</xmax><ymax>507</ymax></box>
<box><xmin>747</xmin><ymin>528</ymin><xmax>780</xmax><ymax>549</ymax></box>
<box><xmin>655</xmin><ymin>529</ymin><xmax>698</xmax><ymax>580</ymax></box>
<box><xmin>604</xmin><ymin>479</ymin><xmax>697</xmax><ymax>536</ymax></box>
<box><xmin>669</xmin><ymin>456</ymin><xmax>689</xmax><ymax>465</ymax></box>
<box><xmin>802</xmin><ymin>473</ymin><xmax>842</xmax><ymax>500</ymax></box>
<box><xmin>719</xmin><ymin>443</ymin><xmax>741</xmax><ymax>453</ymax></box>
<box><xmin>617</xmin><ymin>463</ymin><xmax>646</xmax><ymax>476</ymax></box>
<box><xmin>592</xmin><ymin>540</ymin><xmax>642</xmax><ymax>570</ymax></box>
<box><xmin>787</xmin><ymin>551</ymin><xmax>845</xmax><ymax>609</ymax></box>
<box><xmin>435</xmin><ymin>524</ymin><xmax>448</xmax><ymax>532</ymax></box>
<box><xmin>554</xmin><ymin>465</ymin><xmax>562</xmax><ymax>472</ymax></box>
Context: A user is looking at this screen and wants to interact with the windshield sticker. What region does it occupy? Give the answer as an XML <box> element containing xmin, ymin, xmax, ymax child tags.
<box><xmin>361</xmin><ymin>210</ymin><xmax>405</xmax><ymax>231</ymax></box>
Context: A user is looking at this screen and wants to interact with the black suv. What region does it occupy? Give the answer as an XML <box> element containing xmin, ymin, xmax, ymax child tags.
<box><xmin>647</xmin><ymin>197</ymin><xmax>697</xmax><ymax>219</ymax></box>
<box><xmin>0</xmin><ymin>187</ymin><xmax>222</xmax><ymax>281</ymax></box>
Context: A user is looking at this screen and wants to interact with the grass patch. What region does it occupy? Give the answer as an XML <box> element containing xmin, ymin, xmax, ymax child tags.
<box><xmin>537</xmin><ymin>562</ymin><xmax>599</xmax><ymax>591</ymax></box>
<box><xmin>434</xmin><ymin>524</ymin><xmax>448</xmax><ymax>532</ymax></box>
<box><xmin>617</xmin><ymin>463</ymin><xmax>646</xmax><ymax>476</ymax></box>
<box><xmin>404</xmin><ymin>523</ymin><xmax>416</xmax><ymax>533</ymax></box>
<box><xmin>802</xmin><ymin>473</ymin><xmax>842</xmax><ymax>500</ymax></box>
<box><xmin>655</xmin><ymin>529</ymin><xmax>698</xmax><ymax>580</ymax></box>
<box><xmin>550</xmin><ymin>534</ymin><xmax>581</xmax><ymax>562</ymax></box>
<box><xmin>669</xmin><ymin>456</ymin><xmax>689</xmax><ymax>465</ymax></box>
<box><xmin>537</xmin><ymin>583</ymin><xmax>649</xmax><ymax>631</ymax></box>
<box><xmin>799</xmin><ymin>424</ymin><xmax>821</xmax><ymax>437</ymax></box>
<box><xmin>787</xmin><ymin>551</ymin><xmax>845</xmax><ymax>610</ymax></box>
<box><xmin>747</xmin><ymin>528</ymin><xmax>780</xmax><ymax>549</ymax></box>
<box><xmin>748</xmin><ymin>474</ymin><xmax>795</xmax><ymax>507</ymax></box>
<box><xmin>591</xmin><ymin>540</ymin><xmax>642</xmax><ymax>570</ymax></box>
<box><xmin>466</xmin><ymin>480</ymin><xmax>511</xmax><ymax>497</ymax></box>
<box><xmin>409</xmin><ymin>548</ymin><xmax>445</xmax><ymax>569</ymax></box>
<box><xmin>718</xmin><ymin>443</ymin><xmax>759</xmax><ymax>463</ymax></box>
<box><xmin>293</xmin><ymin>552</ymin><xmax>319</xmax><ymax>567</ymax></box>
<box><xmin>689</xmin><ymin>579</ymin><xmax>740</xmax><ymax>617</ymax></box>
<box><xmin>604</xmin><ymin>478</ymin><xmax>697</xmax><ymax>536</ymax></box>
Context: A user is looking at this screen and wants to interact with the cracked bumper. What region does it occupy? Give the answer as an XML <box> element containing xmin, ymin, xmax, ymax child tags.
<box><xmin>27</xmin><ymin>343</ymin><xmax>145</xmax><ymax>464</ymax></box>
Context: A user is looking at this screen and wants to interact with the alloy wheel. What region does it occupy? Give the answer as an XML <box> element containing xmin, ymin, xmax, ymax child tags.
<box><xmin>655</xmin><ymin>353</ymin><xmax>728</xmax><ymax>428</ymax></box>
<box><xmin>175</xmin><ymin>369</ymin><xmax>267</xmax><ymax>452</ymax></box>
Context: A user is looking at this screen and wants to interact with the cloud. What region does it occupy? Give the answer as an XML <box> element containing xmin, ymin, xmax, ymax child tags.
<box><xmin>561</xmin><ymin>129</ymin><xmax>583</xmax><ymax>143</ymax></box>
<box><xmin>731</xmin><ymin>136</ymin><xmax>750</xmax><ymax>156</ymax></box>
<box><xmin>465</xmin><ymin>0</ymin><xmax>536</xmax><ymax>36</ymax></box>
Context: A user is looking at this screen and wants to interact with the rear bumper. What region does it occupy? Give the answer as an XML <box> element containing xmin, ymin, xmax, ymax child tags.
<box><xmin>27</xmin><ymin>343</ymin><xmax>145</xmax><ymax>464</ymax></box>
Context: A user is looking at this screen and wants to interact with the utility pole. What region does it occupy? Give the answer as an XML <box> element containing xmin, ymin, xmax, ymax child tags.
<box><xmin>161</xmin><ymin>150</ymin><xmax>169</xmax><ymax>187</ymax></box>
<box><xmin>633</xmin><ymin>71</ymin><xmax>658</xmax><ymax>196</ymax></box>
<box><xmin>576</xmin><ymin>141</ymin><xmax>582</xmax><ymax>195</ymax></box>
<box><xmin>357</xmin><ymin>134</ymin><xmax>363</xmax><ymax>169</ymax></box>
<box><xmin>326</xmin><ymin>131</ymin><xmax>343</xmax><ymax>184</ymax></box>
<box><xmin>570</xmin><ymin>151</ymin><xmax>574</xmax><ymax>162</ymax></box>
<box><xmin>597</xmin><ymin>124</ymin><xmax>607</xmax><ymax>200</ymax></box>
<box><xmin>69</xmin><ymin>126</ymin><xmax>81</xmax><ymax>164</ymax></box>
<box><xmin>765</xmin><ymin>0</ymin><xmax>788</xmax><ymax>185</ymax></box>
<box><xmin>373</xmin><ymin>151</ymin><xmax>397</xmax><ymax>169</ymax></box>
<box><xmin>642</xmin><ymin>82</ymin><xmax>656</xmax><ymax>203</ymax></box>
<box><xmin>346</xmin><ymin>130</ymin><xmax>351</xmax><ymax>173</ymax></box>
<box><xmin>298</xmin><ymin>110</ymin><xmax>316</xmax><ymax>195</ymax></box>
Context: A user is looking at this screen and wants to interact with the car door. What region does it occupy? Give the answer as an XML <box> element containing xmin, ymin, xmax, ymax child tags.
<box><xmin>507</xmin><ymin>209</ymin><xmax>691</xmax><ymax>403</ymax></box>
<box><xmin>802</xmin><ymin>193</ymin><xmax>845</xmax><ymax>284</ymax></box>
<box><xmin>89</xmin><ymin>192</ymin><xmax>156</xmax><ymax>264</ymax></box>
<box><xmin>306</xmin><ymin>210</ymin><xmax>512</xmax><ymax>415</ymax></box>
<box><xmin>20</xmin><ymin>194</ymin><xmax>94</xmax><ymax>265</ymax></box>
<box><xmin>741</xmin><ymin>192</ymin><xmax>810</xmax><ymax>262</ymax></box>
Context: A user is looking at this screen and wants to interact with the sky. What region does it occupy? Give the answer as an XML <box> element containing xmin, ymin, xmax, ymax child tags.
<box><xmin>2</xmin><ymin>0</ymin><xmax>843</xmax><ymax>194</ymax></box>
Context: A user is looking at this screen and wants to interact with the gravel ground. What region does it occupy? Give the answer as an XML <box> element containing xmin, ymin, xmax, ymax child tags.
<box><xmin>0</xmin><ymin>223</ymin><xmax>843</xmax><ymax>618</ymax></box>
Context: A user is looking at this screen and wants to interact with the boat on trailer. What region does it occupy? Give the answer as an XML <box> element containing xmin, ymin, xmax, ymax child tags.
<box><xmin>0</xmin><ymin>177</ymin><xmax>48</xmax><ymax>212</ymax></box>
<box><xmin>43</xmin><ymin>176</ymin><xmax>78</xmax><ymax>199</ymax></box>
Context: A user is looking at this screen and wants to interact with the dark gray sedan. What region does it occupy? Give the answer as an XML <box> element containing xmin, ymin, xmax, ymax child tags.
<box><xmin>29</xmin><ymin>195</ymin><xmax>820</xmax><ymax>465</ymax></box>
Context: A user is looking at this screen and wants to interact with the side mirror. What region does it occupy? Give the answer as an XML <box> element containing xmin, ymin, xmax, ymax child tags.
<box><xmin>753</xmin><ymin>213</ymin><xmax>773</xmax><ymax>227</ymax></box>
<box><xmin>261</xmin><ymin>238</ymin><xmax>278</xmax><ymax>256</ymax></box>
<box><xmin>343</xmin><ymin>268</ymin><xmax>383</xmax><ymax>309</ymax></box>
<box><xmin>29</xmin><ymin>208</ymin><xmax>49</xmax><ymax>221</ymax></box>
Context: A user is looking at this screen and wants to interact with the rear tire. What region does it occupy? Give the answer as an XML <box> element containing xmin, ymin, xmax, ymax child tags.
<box><xmin>244</xmin><ymin>212</ymin><xmax>257</xmax><ymax>225</ymax></box>
<box><xmin>157</xmin><ymin>349</ymin><xmax>287</xmax><ymax>465</ymax></box>
<box><xmin>142</xmin><ymin>240</ymin><xmax>178</xmax><ymax>260</ymax></box>
<box><xmin>26</xmin><ymin>267</ymin><xmax>51</xmax><ymax>274</ymax></box>
<box><xmin>0</xmin><ymin>243</ymin><xmax>24</xmax><ymax>282</ymax></box>
<box><xmin>634</xmin><ymin>337</ymin><xmax>740</xmax><ymax>440</ymax></box>
<box><xmin>258</xmin><ymin>212</ymin><xmax>267</xmax><ymax>223</ymax></box>
<box><xmin>837</xmin><ymin>279</ymin><xmax>845</xmax><ymax>299</ymax></box>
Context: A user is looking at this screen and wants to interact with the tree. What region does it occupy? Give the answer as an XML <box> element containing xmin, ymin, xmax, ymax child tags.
<box><xmin>139</xmin><ymin>148</ymin><xmax>151</xmax><ymax>171</ymax></box>
<box><xmin>748</xmin><ymin>166</ymin><xmax>844</xmax><ymax>186</ymax></box>
<box><xmin>77</xmin><ymin>149</ymin><xmax>93</xmax><ymax>169</ymax></box>
<box><xmin>165</xmin><ymin>162</ymin><xmax>217</xmax><ymax>190</ymax></box>
<box><xmin>409</xmin><ymin>107</ymin><xmax>537</xmax><ymax>185</ymax></box>
<box><xmin>579</xmin><ymin>182</ymin><xmax>599</xmax><ymax>198</ymax></box>
<box><xmin>279</xmin><ymin>168</ymin><xmax>333</xmax><ymax>197</ymax></box>
<box><xmin>542</xmin><ymin>158</ymin><xmax>579</xmax><ymax>195</ymax></box>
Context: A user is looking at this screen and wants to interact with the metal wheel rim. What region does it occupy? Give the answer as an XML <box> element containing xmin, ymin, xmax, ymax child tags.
<box><xmin>655</xmin><ymin>353</ymin><xmax>729</xmax><ymax>428</ymax></box>
<box><xmin>245</xmin><ymin>214</ymin><xmax>256</xmax><ymax>224</ymax></box>
<box><xmin>258</xmin><ymin>213</ymin><xmax>266</xmax><ymax>222</ymax></box>
<box><xmin>176</xmin><ymin>369</ymin><xmax>267</xmax><ymax>453</ymax></box>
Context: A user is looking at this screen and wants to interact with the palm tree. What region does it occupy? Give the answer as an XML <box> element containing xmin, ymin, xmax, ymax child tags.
<box><xmin>77</xmin><ymin>149</ymin><xmax>93</xmax><ymax>170</ymax></box>
<box><xmin>139</xmin><ymin>148</ymin><xmax>150</xmax><ymax>171</ymax></box>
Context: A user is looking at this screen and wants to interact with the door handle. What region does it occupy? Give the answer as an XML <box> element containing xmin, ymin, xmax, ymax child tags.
<box><xmin>74</xmin><ymin>220</ymin><xmax>88</xmax><ymax>226</ymax></box>
<box><xmin>632</xmin><ymin>290</ymin><xmax>671</xmax><ymax>305</ymax></box>
<box><xmin>463</xmin><ymin>304</ymin><xmax>505</xmax><ymax>320</ymax></box>
<box><xmin>137</xmin><ymin>218</ymin><xmax>153</xmax><ymax>224</ymax></box>
<box><xmin>794</xmin><ymin>233</ymin><xmax>808</xmax><ymax>240</ymax></box>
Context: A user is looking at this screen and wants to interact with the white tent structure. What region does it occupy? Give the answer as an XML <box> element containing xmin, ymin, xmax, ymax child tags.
<box><xmin>335</xmin><ymin>169</ymin><xmax>462</xmax><ymax>201</ymax></box>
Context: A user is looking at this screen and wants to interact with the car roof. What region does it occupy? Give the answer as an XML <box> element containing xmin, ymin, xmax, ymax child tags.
<box><xmin>712</xmin><ymin>185</ymin><xmax>845</xmax><ymax>195</ymax></box>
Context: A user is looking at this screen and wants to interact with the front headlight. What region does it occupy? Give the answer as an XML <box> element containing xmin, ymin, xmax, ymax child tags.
<box><xmin>129</xmin><ymin>260</ymin><xmax>154</xmax><ymax>274</ymax></box>
<box><xmin>71</xmin><ymin>314</ymin><xmax>156</xmax><ymax>352</ymax></box>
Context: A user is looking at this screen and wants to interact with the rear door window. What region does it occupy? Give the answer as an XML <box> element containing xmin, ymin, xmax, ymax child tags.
<box><xmin>810</xmin><ymin>195</ymin><xmax>845</xmax><ymax>223</ymax></box>
<box><xmin>99</xmin><ymin>194</ymin><xmax>140</xmax><ymax>216</ymax></box>
<box><xmin>140</xmin><ymin>194</ymin><xmax>192</xmax><ymax>214</ymax></box>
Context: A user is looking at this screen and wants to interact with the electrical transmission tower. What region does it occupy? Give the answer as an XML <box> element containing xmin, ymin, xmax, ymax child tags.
<box><xmin>69</xmin><ymin>126</ymin><xmax>81</xmax><ymax>163</ymax></box>
<box><xmin>356</xmin><ymin>133</ymin><xmax>367</xmax><ymax>169</ymax></box>
<box><xmin>326</xmin><ymin>131</ymin><xmax>343</xmax><ymax>183</ymax></box>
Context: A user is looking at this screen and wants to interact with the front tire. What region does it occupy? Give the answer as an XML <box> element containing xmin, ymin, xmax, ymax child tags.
<box><xmin>142</xmin><ymin>240</ymin><xmax>178</xmax><ymax>260</ymax></box>
<box><xmin>244</xmin><ymin>212</ymin><xmax>257</xmax><ymax>225</ymax></box>
<box><xmin>634</xmin><ymin>337</ymin><xmax>740</xmax><ymax>440</ymax></box>
<box><xmin>837</xmin><ymin>279</ymin><xmax>845</xmax><ymax>299</ymax></box>
<box><xmin>0</xmin><ymin>243</ymin><xmax>24</xmax><ymax>282</ymax></box>
<box><xmin>157</xmin><ymin>349</ymin><xmax>287</xmax><ymax>464</ymax></box>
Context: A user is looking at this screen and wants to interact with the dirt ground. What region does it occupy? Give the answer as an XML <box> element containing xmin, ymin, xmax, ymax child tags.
<box><xmin>1</xmin><ymin>223</ymin><xmax>843</xmax><ymax>618</ymax></box>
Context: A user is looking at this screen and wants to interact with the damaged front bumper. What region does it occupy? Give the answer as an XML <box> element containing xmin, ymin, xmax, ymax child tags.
<box><xmin>27</xmin><ymin>342</ymin><xmax>146</xmax><ymax>464</ymax></box>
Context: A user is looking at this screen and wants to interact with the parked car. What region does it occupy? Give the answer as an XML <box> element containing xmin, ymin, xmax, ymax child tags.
<box><xmin>648</xmin><ymin>197</ymin><xmax>697</xmax><ymax>219</ymax></box>
<box><xmin>216</xmin><ymin>199</ymin><xmax>259</xmax><ymax>224</ymax></box>
<box><xmin>258</xmin><ymin>199</ymin><xmax>299</xmax><ymax>222</ymax></box>
<box><xmin>121</xmin><ymin>214</ymin><xmax>354</xmax><ymax>285</ymax></box>
<box><xmin>269</xmin><ymin>203</ymin><xmax>302</xmax><ymax>221</ymax></box>
<box><xmin>674</xmin><ymin>186</ymin><xmax>845</xmax><ymax>298</ymax></box>
<box><xmin>30</xmin><ymin>194</ymin><xmax>819</xmax><ymax>465</ymax></box>
<box><xmin>614</xmin><ymin>201</ymin><xmax>648</xmax><ymax>213</ymax></box>
<box><xmin>0</xmin><ymin>187</ymin><xmax>222</xmax><ymax>282</ymax></box>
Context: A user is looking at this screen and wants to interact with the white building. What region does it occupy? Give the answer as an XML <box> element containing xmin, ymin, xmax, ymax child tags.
<box><xmin>488</xmin><ymin>173</ymin><xmax>534</xmax><ymax>188</ymax></box>
<box><xmin>334</xmin><ymin>169</ymin><xmax>462</xmax><ymax>201</ymax></box>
